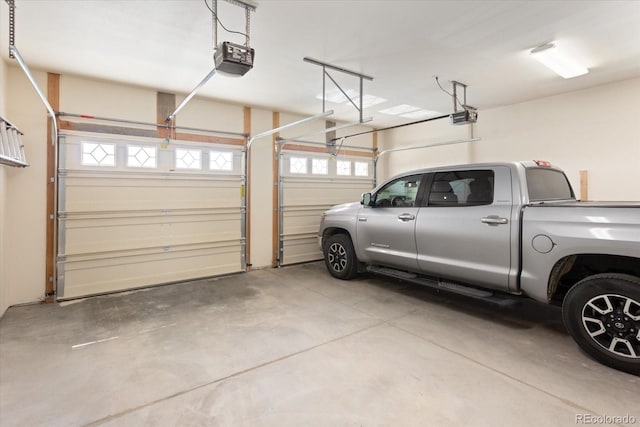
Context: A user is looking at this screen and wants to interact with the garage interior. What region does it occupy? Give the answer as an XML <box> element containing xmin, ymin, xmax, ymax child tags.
<box><xmin>1</xmin><ymin>0</ymin><xmax>639</xmax><ymax>425</ymax></box>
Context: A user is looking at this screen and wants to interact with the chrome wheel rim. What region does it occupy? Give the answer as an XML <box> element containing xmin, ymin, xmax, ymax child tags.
<box><xmin>328</xmin><ymin>242</ymin><xmax>348</xmax><ymax>272</ymax></box>
<box><xmin>581</xmin><ymin>293</ymin><xmax>640</xmax><ymax>359</ymax></box>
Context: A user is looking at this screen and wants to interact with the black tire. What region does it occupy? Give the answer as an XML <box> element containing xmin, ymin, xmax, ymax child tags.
<box><xmin>562</xmin><ymin>273</ymin><xmax>640</xmax><ymax>376</ymax></box>
<box><xmin>323</xmin><ymin>234</ymin><xmax>358</xmax><ymax>280</ymax></box>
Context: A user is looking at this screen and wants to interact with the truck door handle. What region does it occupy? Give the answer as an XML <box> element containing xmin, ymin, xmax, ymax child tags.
<box><xmin>481</xmin><ymin>216</ymin><xmax>508</xmax><ymax>225</ymax></box>
<box><xmin>398</xmin><ymin>213</ymin><xmax>416</xmax><ymax>221</ymax></box>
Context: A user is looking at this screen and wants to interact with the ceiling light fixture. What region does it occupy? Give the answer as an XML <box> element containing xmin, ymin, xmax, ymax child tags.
<box><xmin>316</xmin><ymin>91</ymin><xmax>387</xmax><ymax>108</ymax></box>
<box><xmin>530</xmin><ymin>43</ymin><xmax>588</xmax><ymax>79</ymax></box>
<box><xmin>315</xmin><ymin>89</ymin><xmax>359</xmax><ymax>104</ymax></box>
<box><xmin>400</xmin><ymin>109</ymin><xmax>442</xmax><ymax>119</ymax></box>
<box><xmin>359</xmin><ymin>94</ymin><xmax>387</xmax><ymax>108</ymax></box>
<box><xmin>379</xmin><ymin>104</ymin><xmax>421</xmax><ymax>115</ymax></box>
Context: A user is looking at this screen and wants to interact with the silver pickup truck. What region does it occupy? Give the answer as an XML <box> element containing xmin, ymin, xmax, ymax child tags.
<box><xmin>318</xmin><ymin>161</ymin><xmax>640</xmax><ymax>375</ymax></box>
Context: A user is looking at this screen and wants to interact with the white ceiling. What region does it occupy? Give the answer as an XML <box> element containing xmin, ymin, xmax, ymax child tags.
<box><xmin>1</xmin><ymin>0</ymin><xmax>639</xmax><ymax>127</ymax></box>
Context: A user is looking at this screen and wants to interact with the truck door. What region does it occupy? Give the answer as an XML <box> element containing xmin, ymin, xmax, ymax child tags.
<box><xmin>356</xmin><ymin>174</ymin><xmax>426</xmax><ymax>271</ymax></box>
<box><xmin>415</xmin><ymin>167</ymin><xmax>513</xmax><ymax>291</ymax></box>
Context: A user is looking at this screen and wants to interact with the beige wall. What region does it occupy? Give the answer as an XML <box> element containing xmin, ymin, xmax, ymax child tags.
<box><xmin>377</xmin><ymin>118</ymin><xmax>471</xmax><ymax>181</ymax></box>
<box><xmin>176</xmin><ymin>96</ymin><xmax>245</xmax><ymax>133</ymax></box>
<box><xmin>4</xmin><ymin>66</ymin><xmax>49</xmax><ymax>307</ymax></box>
<box><xmin>0</xmin><ymin>58</ymin><xmax>8</xmax><ymax>316</ymax></box>
<box><xmin>471</xmin><ymin>77</ymin><xmax>640</xmax><ymax>201</ymax></box>
<box><xmin>248</xmin><ymin>108</ymin><xmax>274</xmax><ymax>268</ymax></box>
<box><xmin>384</xmin><ymin>77</ymin><xmax>640</xmax><ymax>201</ymax></box>
<box><xmin>61</xmin><ymin>75</ymin><xmax>157</xmax><ymax>122</ymax></box>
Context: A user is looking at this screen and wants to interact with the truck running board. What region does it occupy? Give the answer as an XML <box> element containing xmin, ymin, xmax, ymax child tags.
<box><xmin>366</xmin><ymin>265</ymin><xmax>519</xmax><ymax>307</ymax></box>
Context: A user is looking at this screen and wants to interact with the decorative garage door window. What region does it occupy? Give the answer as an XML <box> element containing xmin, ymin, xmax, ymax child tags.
<box><xmin>312</xmin><ymin>158</ymin><xmax>328</xmax><ymax>175</ymax></box>
<box><xmin>354</xmin><ymin>161</ymin><xmax>369</xmax><ymax>177</ymax></box>
<box><xmin>175</xmin><ymin>148</ymin><xmax>202</xmax><ymax>170</ymax></box>
<box><xmin>336</xmin><ymin>160</ymin><xmax>351</xmax><ymax>176</ymax></box>
<box><xmin>289</xmin><ymin>157</ymin><xmax>308</xmax><ymax>174</ymax></box>
<box><xmin>81</xmin><ymin>142</ymin><xmax>116</xmax><ymax>167</ymax></box>
<box><xmin>210</xmin><ymin>151</ymin><xmax>233</xmax><ymax>171</ymax></box>
<box><xmin>127</xmin><ymin>145</ymin><xmax>157</xmax><ymax>168</ymax></box>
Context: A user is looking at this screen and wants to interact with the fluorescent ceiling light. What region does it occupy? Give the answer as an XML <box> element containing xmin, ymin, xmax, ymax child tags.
<box><xmin>530</xmin><ymin>43</ymin><xmax>588</xmax><ymax>79</ymax></box>
<box><xmin>379</xmin><ymin>104</ymin><xmax>421</xmax><ymax>115</ymax></box>
<box><xmin>400</xmin><ymin>109</ymin><xmax>442</xmax><ymax>119</ymax></box>
<box><xmin>316</xmin><ymin>90</ymin><xmax>386</xmax><ymax>108</ymax></box>
<box><xmin>316</xmin><ymin>88</ymin><xmax>358</xmax><ymax>104</ymax></box>
<box><xmin>359</xmin><ymin>94</ymin><xmax>387</xmax><ymax>108</ymax></box>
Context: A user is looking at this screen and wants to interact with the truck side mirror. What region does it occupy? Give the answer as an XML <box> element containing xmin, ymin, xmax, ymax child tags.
<box><xmin>361</xmin><ymin>192</ymin><xmax>373</xmax><ymax>206</ymax></box>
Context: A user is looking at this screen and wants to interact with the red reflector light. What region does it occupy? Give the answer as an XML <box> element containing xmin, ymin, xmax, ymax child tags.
<box><xmin>535</xmin><ymin>160</ymin><xmax>552</xmax><ymax>167</ymax></box>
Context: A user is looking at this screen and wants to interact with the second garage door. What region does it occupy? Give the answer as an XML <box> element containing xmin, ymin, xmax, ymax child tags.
<box><xmin>279</xmin><ymin>148</ymin><xmax>375</xmax><ymax>265</ymax></box>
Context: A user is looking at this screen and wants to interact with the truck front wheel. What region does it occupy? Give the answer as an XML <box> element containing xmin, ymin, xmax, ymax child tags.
<box><xmin>323</xmin><ymin>234</ymin><xmax>358</xmax><ymax>280</ymax></box>
<box><xmin>563</xmin><ymin>273</ymin><xmax>640</xmax><ymax>375</ymax></box>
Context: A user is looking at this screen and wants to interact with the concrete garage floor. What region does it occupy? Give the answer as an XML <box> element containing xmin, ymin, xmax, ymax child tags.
<box><xmin>1</xmin><ymin>263</ymin><xmax>638</xmax><ymax>426</ymax></box>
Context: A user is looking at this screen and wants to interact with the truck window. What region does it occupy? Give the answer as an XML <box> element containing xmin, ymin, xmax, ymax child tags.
<box><xmin>374</xmin><ymin>174</ymin><xmax>423</xmax><ymax>207</ymax></box>
<box><xmin>526</xmin><ymin>168</ymin><xmax>575</xmax><ymax>202</ymax></box>
<box><xmin>427</xmin><ymin>170</ymin><xmax>494</xmax><ymax>206</ymax></box>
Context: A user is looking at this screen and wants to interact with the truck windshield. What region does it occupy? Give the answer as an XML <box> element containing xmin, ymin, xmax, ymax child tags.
<box><xmin>526</xmin><ymin>168</ymin><xmax>575</xmax><ymax>202</ymax></box>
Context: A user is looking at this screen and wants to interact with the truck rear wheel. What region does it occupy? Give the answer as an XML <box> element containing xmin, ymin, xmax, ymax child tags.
<box><xmin>323</xmin><ymin>234</ymin><xmax>358</xmax><ymax>280</ymax></box>
<box><xmin>563</xmin><ymin>273</ymin><xmax>640</xmax><ymax>375</ymax></box>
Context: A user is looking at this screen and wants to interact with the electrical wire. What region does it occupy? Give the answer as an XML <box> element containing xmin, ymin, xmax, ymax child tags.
<box><xmin>435</xmin><ymin>76</ymin><xmax>465</xmax><ymax>110</ymax></box>
<box><xmin>203</xmin><ymin>0</ymin><xmax>250</xmax><ymax>46</ymax></box>
<box><xmin>332</xmin><ymin>137</ymin><xmax>346</xmax><ymax>157</ymax></box>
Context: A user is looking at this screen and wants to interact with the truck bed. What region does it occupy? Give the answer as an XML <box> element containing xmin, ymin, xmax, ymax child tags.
<box><xmin>529</xmin><ymin>201</ymin><xmax>640</xmax><ymax>208</ymax></box>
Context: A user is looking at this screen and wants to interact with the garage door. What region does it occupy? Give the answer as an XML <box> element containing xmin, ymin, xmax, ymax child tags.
<box><xmin>279</xmin><ymin>148</ymin><xmax>375</xmax><ymax>265</ymax></box>
<box><xmin>57</xmin><ymin>131</ymin><xmax>246</xmax><ymax>299</ymax></box>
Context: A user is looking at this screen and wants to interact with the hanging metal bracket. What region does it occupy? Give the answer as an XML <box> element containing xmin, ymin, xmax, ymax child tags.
<box><xmin>221</xmin><ymin>0</ymin><xmax>256</xmax><ymax>48</ymax></box>
<box><xmin>451</xmin><ymin>80</ymin><xmax>468</xmax><ymax>113</ymax></box>
<box><xmin>6</xmin><ymin>0</ymin><xmax>16</xmax><ymax>58</ymax></box>
<box><xmin>304</xmin><ymin>57</ymin><xmax>374</xmax><ymax>124</ymax></box>
<box><xmin>450</xmin><ymin>80</ymin><xmax>477</xmax><ymax>125</ymax></box>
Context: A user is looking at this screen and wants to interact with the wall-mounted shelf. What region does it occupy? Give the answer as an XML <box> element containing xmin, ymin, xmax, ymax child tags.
<box><xmin>0</xmin><ymin>116</ymin><xmax>28</xmax><ymax>168</ymax></box>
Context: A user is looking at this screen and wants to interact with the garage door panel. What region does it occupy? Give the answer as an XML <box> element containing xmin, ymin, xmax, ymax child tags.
<box><xmin>279</xmin><ymin>150</ymin><xmax>374</xmax><ymax>265</ymax></box>
<box><xmin>57</xmin><ymin>132</ymin><xmax>245</xmax><ymax>299</ymax></box>
<box><xmin>282</xmin><ymin>238</ymin><xmax>322</xmax><ymax>265</ymax></box>
<box><xmin>61</xmin><ymin>174</ymin><xmax>241</xmax><ymax>212</ymax></box>
<box><xmin>60</xmin><ymin>244</ymin><xmax>242</xmax><ymax>299</ymax></box>
<box><xmin>282</xmin><ymin>209</ymin><xmax>326</xmax><ymax>235</ymax></box>
<box><xmin>62</xmin><ymin>214</ymin><xmax>241</xmax><ymax>255</ymax></box>
<box><xmin>282</xmin><ymin>180</ymin><xmax>371</xmax><ymax>206</ymax></box>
